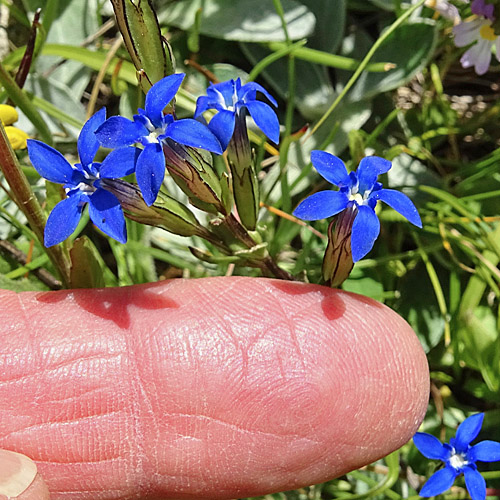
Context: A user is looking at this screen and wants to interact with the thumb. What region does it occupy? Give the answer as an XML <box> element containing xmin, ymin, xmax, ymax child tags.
<box><xmin>0</xmin><ymin>449</ymin><xmax>50</xmax><ymax>499</ymax></box>
<box><xmin>0</xmin><ymin>277</ymin><xmax>429</xmax><ymax>499</ymax></box>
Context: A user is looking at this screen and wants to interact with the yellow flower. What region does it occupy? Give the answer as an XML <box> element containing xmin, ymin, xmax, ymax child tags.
<box><xmin>0</xmin><ymin>104</ymin><xmax>29</xmax><ymax>150</ymax></box>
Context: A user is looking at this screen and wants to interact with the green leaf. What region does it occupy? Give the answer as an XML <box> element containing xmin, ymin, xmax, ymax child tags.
<box><xmin>458</xmin><ymin>306</ymin><xmax>500</xmax><ymax>392</ymax></box>
<box><xmin>300</xmin><ymin>0</ymin><xmax>346</xmax><ymax>54</ymax></box>
<box><xmin>0</xmin><ymin>61</ymin><xmax>53</xmax><ymax>144</ymax></box>
<box><xmin>241</xmin><ymin>42</ymin><xmax>335</xmax><ymax>120</ymax></box>
<box><xmin>69</xmin><ymin>237</ymin><xmax>110</xmax><ymax>289</ymax></box>
<box><xmin>19</xmin><ymin>74</ymin><xmax>86</xmax><ymax>137</ymax></box>
<box><xmin>348</xmin><ymin>21</ymin><xmax>438</xmax><ymax>101</ymax></box>
<box><xmin>158</xmin><ymin>0</ymin><xmax>316</xmax><ymax>42</ymax></box>
<box><xmin>342</xmin><ymin>276</ymin><xmax>385</xmax><ymax>301</ymax></box>
<box><xmin>0</xmin><ymin>273</ymin><xmax>49</xmax><ymax>291</ymax></box>
<box><xmin>397</xmin><ymin>263</ymin><xmax>445</xmax><ymax>353</ymax></box>
<box><xmin>110</xmin><ymin>0</ymin><xmax>173</xmax><ymax>90</ymax></box>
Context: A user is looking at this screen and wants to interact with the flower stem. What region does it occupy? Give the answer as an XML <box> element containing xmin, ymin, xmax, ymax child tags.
<box><xmin>308</xmin><ymin>0</ymin><xmax>427</xmax><ymax>138</ymax></box>
<box><xmin>0</xmin><ymin>122</ymin><xmax>71</xmax><ymax>287</ymax></box>
<box><xmin>224</xmin><ymin>213</ymin><xmax>294</xmax><ymax>280</ymax></box>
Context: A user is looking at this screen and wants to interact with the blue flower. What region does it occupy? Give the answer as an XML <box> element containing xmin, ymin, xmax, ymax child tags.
<box><xmin>95</xmin><ymin>73</ymin><xmax>223</xmax><ymax>206</ymax></box>
<box><xmin>194</xmin><ymin>77</ymin><xmax>280</xmax><ymax>150</ymax></box>
<box><xmin>292</xmin><ymin>151</ymin><xmax>422</xmax><ymax>262</ymax></box>
<box><xmin>414</xmin><ymin>413</ymin><xmax>500</xmax><ymax>500</ymax></box>
<box><xmin>27</xmin><ymin>108</ymin><xmax>140</xmax><ymax>246</ymax></box>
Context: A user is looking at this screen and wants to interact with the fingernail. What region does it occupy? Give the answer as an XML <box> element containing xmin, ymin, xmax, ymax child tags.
<box><xmin>0</xmin><ymin>450</ymin><xmax>37</xmax><ymax>497</ymax></box>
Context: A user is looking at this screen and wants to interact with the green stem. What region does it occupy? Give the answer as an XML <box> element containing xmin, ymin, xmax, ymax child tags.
<box><xmin>247</xmin><ymin>40</ymin><xmax>306</xmax><ymax>82</ymax></box>
<box><xmin>0</xmin><ymin>122</ymin><xmax>71</xmax><ymax>287</ymax></box>
<box><xmin>224</xmin><ymin>214</ymin><xmax>294</xmax><ymax>280</ymax></box>
<box><xmin>309</xmin><ymin>0</ymin><xmax>427</xmax><ymax>138</ymax></box>
<box><xmin>268</xmin><ymin>42</ymin><xmax>393</xmax><ymax>72</ymax></box>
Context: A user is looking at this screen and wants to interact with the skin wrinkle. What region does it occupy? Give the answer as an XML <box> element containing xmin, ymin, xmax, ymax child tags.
<box><xmin>123</xmin><ymin>328</ymin><xmax>155</xmax><ymax>497</ymax></box>
<box><xmin>0</xmin><ymin>277</ymin><xmax>429</xmax><ymax>500</ymax></box>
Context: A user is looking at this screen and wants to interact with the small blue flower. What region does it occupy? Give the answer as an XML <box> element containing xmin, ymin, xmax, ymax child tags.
<box><xmin>414</xmin><ymin>413</ymin><xmax>500</xmax><ymax>500</ymax></box>
<box><xmin>95</xmin><ymin>73</ymin><xmax>223</xmax><ymax>205</ymax></box>
<box><xmin>27</xmin><ymin>108</ymin><xmax>139</xmax><ymax>246</ymax></box>
<box><xmin>292</xmin><ymin>151</ymin><xmax>422</xmax><ymax>262</ymax></box>
<box><xmin>194</xmin><ymin>77</ymin><xmax>280</xmax><ymax>150</ymax></box>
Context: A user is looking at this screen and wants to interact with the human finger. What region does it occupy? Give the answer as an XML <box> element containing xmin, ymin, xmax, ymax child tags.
<box><xmin>0</xmin><ymin>277</ymin><xmax>429</xmax><ymax>499</ymax></box>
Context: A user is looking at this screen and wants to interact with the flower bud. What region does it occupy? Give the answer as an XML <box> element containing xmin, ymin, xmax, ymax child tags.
<box><xmin>322</xmin><ymin>204</ymin><xmax>356</xmax><ymax>287</ymax></box>
<box><xmin>226</xmin><ymin>113</ymin><xmax>259</xmax><ymax>231</ymax></box>
<box><xmin>101</xmin><ymin>178</ymin><xmax>203</xmax><ymax>237</ymax></box>
<box><xmin>162</xmin><ymin>140</ymin><xmax>228</xmax><ymax>214</ymax></box>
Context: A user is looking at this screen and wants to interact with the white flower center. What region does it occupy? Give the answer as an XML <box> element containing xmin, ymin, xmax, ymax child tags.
<box><xmin>67</xmin><ymin>181</ymin><xmax>96</xmax><ymax>195</ymax></box>
<box><xmin>349</xmin><ymin>192</ymin><xmax>365</xmax><ymax>205</ymax></box>
<box><xmin>213</xmin><ymin>86</ymin><xmax>238</xmax><ymax>111</ymax></box>
<box><xmin>146</xmin><ymin>128</ymin><xmax>163</xmax><ymax>143</ymax></box>
<box><xmin>449</xmin><ymin>452</ymin><xmax>468</xmax><ymax>470</ymax></box>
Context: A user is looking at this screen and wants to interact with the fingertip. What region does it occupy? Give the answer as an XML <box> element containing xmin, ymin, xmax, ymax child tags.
<box><xmin>0</xmin><ymin>449</ymin><xmax>49</xmax><ymax>500</ymax></box>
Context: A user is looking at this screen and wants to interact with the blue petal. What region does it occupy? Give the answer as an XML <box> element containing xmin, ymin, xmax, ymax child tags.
<box><xmin>420</xmin><ymin>466</ymin><xmax>458</xmax><ymax>497</ymax></box>
<box><xmin>470</xmin><ymin>440</ymin><xmax>500</xmax><ymax>462</ymax></box>
<box><xmin>27</xmin><ymin>139</ymin><xmax>75</xmax><ymax>184</ymax></box>
<box><xmin>414</xmin><ymin>432</ymin><xmax>450</xmax><ymax>461</ymax></box>
<box><xmin>194</xmin><ymin>95</ymin><xmax>212</xmax><ymax>118</ymax></box>
<box><xmin>145</xmin><ymin>73</ymin><xmax>185</xmax><ymax>127</ymax></box>
<box><xmin>464</xmin><ymin>466</ymin><xmax>486</xmax><ymax>500</ymax></box>
<box><xmin>240</xmin><ymin>81</ymin><xmax>277</xmax><ymax>107</ymax></box>
<box><xmin>455</xmin><ymin>414</ymin><xmax>485</xmax><ymax>451</ymax></box>
<box><xmin>95</xmin><ymin>116</ymin><xmax>147</xmax><ymax>148</ymax></box>
<box><xmin>207</xmin><ymin>109</ymin><xmax>235</xmax><ymax>151</ymax></box>
<box><xmin>207</xmin><ymin>80</ymin><xmax>235</xmax><ymax>107</ymax></box>
<box><xmin>311</xmin><ymin>150</ymin><xmax>350</xmax><ymax>187</ymax></box>
<box><xmin>351</xmin><ymin>205</ymin><xmax>380</xmax><ymax>262</ymax></box>
<box><xmin>136</xmin><ymin>143</ymin><xmax>165</xmax><ymax>206</ymax></box>
<box><xmin>77</xmin><ymin>108</ymin><xmax>106</xmax><ymax>167</ymax></box>
<box><xmin>165</xmin><ymin>119</ymin><xmax>223</xmax><ymax>154</ymax></box>
<box><xmin>100</xmin><ymin>147</ymin><xmax>141</xmax><ymax>179</ymax></box>
<box><xmin>244</xmin><ymin>100</ymin><xmax>280</xmax><ymax>144</ymax></box>
<box><xmin>357</xmin><ymin>156</ymin><xmax>392</xmax><ymax>194</ymax></box>
<box><xmin>292</xmin><ymin>190</ymin><xmax>349</xmax><ymax>221</ymax></box>
<box><xmin>44</xmin><ymin>193</ymin><xmax>85</xmax><ymax>247</ymax></box>
<box><xmin>373</xmin><ymin>188</ymin><xmax>422</xmax><ymax>227</ymax></box>
<box><xmin>88</xmin><ymin>188</ymin><xmax>126</xmax><ymax>243</ymax></box>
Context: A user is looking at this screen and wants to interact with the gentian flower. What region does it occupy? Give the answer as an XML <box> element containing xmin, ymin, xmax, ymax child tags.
<box><xmin>414</xmin><ymin>413</ymin><xmax>500</xmax><ymax>500</ymax></box>
<box><xmin>194</xmin><ymin>77</ymin><xmax>280</xmax><ymax>150</ymax></box>
<box><xmin>27</xmin><ymin>108</ymin><xmax>139</xmax><ymax>246</ymax></box>
<box><xmin>453</xmin><ymin>14</ymin><xmax>500</xmax><ymax>74</ymax></box>
<box><xmin>95</xmin><ymin>73</ymin><xmax>222</xmax><ymax>206</ymax></box>
<box><xmin>194</xmin><ymin>78</ymin><xmax>280</xmax><ymax>230</ymax></box>
<box><xmin>292</xmin><ymin>151</ymin><xmax>422</xmax><ymax>262</ymax></box>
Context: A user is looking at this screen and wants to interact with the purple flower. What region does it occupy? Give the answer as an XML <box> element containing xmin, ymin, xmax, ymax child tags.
<box><xmin>453</xmin><ymin>16</ymin><xmax>500</xmax><ymax>74</ymax></box>
<box><xmin>471</xmin><ymin>0</ymin><xmax>495</xmax><ymax>20</ymax></box>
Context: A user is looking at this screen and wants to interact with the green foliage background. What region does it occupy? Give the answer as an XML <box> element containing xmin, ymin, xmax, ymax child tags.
<box><xmin>0</xmin><ymin>0</ymin><xmax>500</xmax><ymax>498</ymax></box>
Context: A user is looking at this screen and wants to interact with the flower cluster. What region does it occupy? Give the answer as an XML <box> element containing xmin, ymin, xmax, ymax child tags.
<box><xmin>27</xmin><ymin>72</ymin><xmax>286</xmax><ymax>247</ymax></box>
<box><xmin>27</xmin><ymin>73</ymin><xmax>223</xmax><ymax>246</ymax></box>
<box><xmin>452</xmin><ymin>0</ymin><xmax>500</xmax><ymax>74</ymax></box>
<box><xmin>96</xmin><ymin>73</ymin><xmax>222</xmax><ymax>206</ymax></box>
<box><xmin>414</xmin><ymin>413</ymin><xmax>500</xmax><ymax>500</ymax></box>
<box><xmin>292</xmin><ymin>151</ymin><xmax>422</xmax><ymax>262</ymax></box>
